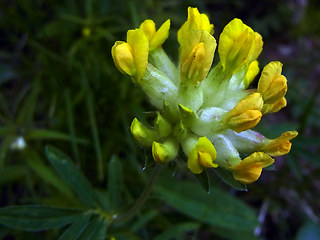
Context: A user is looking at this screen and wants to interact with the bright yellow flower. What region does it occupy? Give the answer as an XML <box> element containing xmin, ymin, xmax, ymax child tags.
<box><xmin>180</xmin><ymin>30</ymin><xmax>216</xmax><ymax>84</ymax></box>
<box><xmin>231</xmin><ymin>152</ymin><xmax>274</xmax><ymax>184</ymax></box>
<box><xmin>261</xmin><ymin>131</ymin><xmax>298</xmax><ymax>157</ymax></box>
<box><xmin>186</xmin><ymin>137</ymin><xmax>218</xmax><ymax>174</ymax></box>
<box><xmin>111</xmin><ymin>29</ymin><xmax>149</xmax><ymax>82</ymax></box>
<box><xmin>140</xmin><ymin>19</ymin><xmax>170</xmax><ymax>51</ymax></box>
<box><xmin>258</xmin><ymin>61</ymin><xmax>287</xmax><ymax>105</ymax></box>
<box><xmin>224</xmin><ymin>93</ymin><xmax>263</xmax><ymax>133</ymax></box>
<box><xmin>218</xmin><ymin>18</ymin><xmax>263</xmax><ymax>72</ymax></box>
<box><xmin>178</xmin><ymin>7</ymin><xmax>214</xmax><ymax>45</ymax></box>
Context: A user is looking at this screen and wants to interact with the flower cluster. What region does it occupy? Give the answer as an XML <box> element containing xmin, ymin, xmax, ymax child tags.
<box><xmin>111</xmin><ymin>7</ymin><xmax>297</xmax><ymax>184</ymax></box>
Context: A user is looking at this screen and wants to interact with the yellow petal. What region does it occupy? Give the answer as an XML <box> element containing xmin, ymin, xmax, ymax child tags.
<box><xmin>127</xmin><ymin>29</ymin><xmax>149</xmax><ymax>81</ymax></box>
<box><xmin>261</xmin><ymin>131</ymin><xmax>298</xmax><ymax>157</ymax></box>
<box><xmin>187</xmin><ymin>137</ymin><xmax>218</xmax><ymax>174</ymax></box>
<box><xmin>178</xmin><ymin>7</ymin><xmax>214</xmax><ymax>45</ymax></box>
<box><xmin>111</xmin><ymin>41</ymin><xmax>136</xmax><ymax>76</ymax></box>
<box><xmin>231</xmin><ymin>152</ymin><xmax>274</xmax><ymax>184</ymax></box>
<box><xmin>248</xmin><ymin>32</ymin><xmax>263</xmax><ymax>62</ymax></box>
<box><xmin>263</xmin><ymin>75</ymin><xmax>287</xmax><ymax>104</ymax></box>
<box><xmin>244</xmin><ymin>60</ymin><xmax>259</xmax><ymax>88</ymax></box>
<box><xmin>198</xmin><ymin>151</ymin><xmax>217</xmax><ymax>168</ymax></box>
<box><xmin>257</xmin><ymin>61</ymin><xmax>287</xmax><ymax>104</ymax></box>
<box><xmin>149</xmin><ymin>19</ymin><xmax>170</xmax><ymax>51</ymax></box>
<box><xmin>218</xmin><ymin>18</ymin><xmax>255</xmax><ymax>71</ymax></box>
<box><xmin>140</xmin><ymin>19</ymin><xmax>156</xmax><ymax>41</ymax></box>
<box><xmin>227</xmin><ymin>110</ymin><xmax>262</xmax><ymax>133</ymax></box>
<box><xmin>227</xmin><ymin>93</ymin><xmax>263</xmax><ymax>116</ymax></box>
<box><xmin>224</xmin><ymin>93</ymin><xmax>263</xmax><ymax>132</ymax></box>
<box><xmin>180</xmin><ymin>30</ymin><xmax>216</xmax><ymax>83</ymax></box>
<box><xmin>200</xmin><ymin>13</ymin><xmax>214</xmax><ymax>34</ymax></box>
<box><xmin>152</xmin><ymin>142</ymin><xmax>167</xmax><ymax>163</ymax></box>
<box><xmin>262</xmin><ymin>97</ymin><xmax>287</xmax><ymax>114</ymax></box>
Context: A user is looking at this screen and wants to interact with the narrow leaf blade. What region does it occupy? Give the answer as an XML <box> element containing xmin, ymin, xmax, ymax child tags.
<box><xmin>45</xmin><ymin>145</ymin><xmax>99</xmax><ymax>208</ymax></box>
<box><xmin>78</xmin><ymin>216</ymin><xmax>107</xmax><ymax>240</ymax></box>
<box><xmin>58</xmin><ymin>214</ymin><xmax>91</xmax><ymax>240</ymax></box>
<box><xmin>0</xmin><ymin>205</ymin><xmax>82</xmax><ymax>231</ymax></box>
<box><xmin>108</xmin><ymin>155</ymin><xmax>123</xmax><ymax>210</ymax></box>
<box><xmin>154</xmin><ymin>222</ymin><xmax>200</xmax><ymax>240</ymax></box>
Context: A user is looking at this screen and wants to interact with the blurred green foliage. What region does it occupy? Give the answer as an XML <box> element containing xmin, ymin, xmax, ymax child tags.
<box><xmin>0</xmin><ymin>0</ymin><xmax>319</xmax><ymax>239</ymax></box>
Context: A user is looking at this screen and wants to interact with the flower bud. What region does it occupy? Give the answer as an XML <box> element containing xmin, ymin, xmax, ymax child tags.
<box><xmin>180</xmin><ymin>30</ymin><xmax>216</xmax><ymax>84</ymax></box>
<box><xmin>111</xmin><ymin>29</ymin><xmax>149</xmax><ymax>82</ymax></box>
<box><xmin>130</xmin><ymin>118</ymin><xmax>157</xmax><ymax>147</ymax></box>
<box><xmin>152</xmin><ymin>139</ymin><xmax>178</xmax><ymax>163</ymax></box>
<box><xmin>218</xmin><ymin>18</ymin><xmax>262</xmax><ymax>73</ymax></box>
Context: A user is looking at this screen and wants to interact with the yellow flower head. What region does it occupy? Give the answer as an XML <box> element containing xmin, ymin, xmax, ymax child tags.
<box><xmin>261</xmin><ymin>131</ymin><xmax>298</xmax><ymax>157</ymax></box>
<box><xmin>224</xmin><ymin>93</ymin><xmax>263</xmax><ymax>133</ymax></box>
<box><xmin>112</xmin><ymin>7</ymin><xmax>298</xmax><ymax>186</ymax></box>
<box><xmin>218</xmin><ymin>18</ymin><xmax>263</xmax><ymax>72</ymax></box>
<box><xmin>231</xmin><ymin>152</ymin><xmax>274</xmax><ymax>184</ymax></box>
<box><xmin>111</xmin><ymin>29</ymin><xmax>149</xmax><ymax>82</ymax></box>
<box><xmin>178</xmin><ymin>7</ymin><xmax>214</xmax><ymax>45</ymax></box>
<box><xmin>140</xmin><ymin>19</ymin><xmax>170</xmax><ymax>51</ymax></box>
<box><xmin>180</xmin><ymin>30</ymin><xmax>216</xmax><ymax>84</ymax></box>
<box><xmin>187</xmin><ymin>137</ymin><xmax>218</xmax><ymax>174</ymax></box>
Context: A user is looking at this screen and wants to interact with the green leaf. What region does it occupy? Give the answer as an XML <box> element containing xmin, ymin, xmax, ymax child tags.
<box><xmin>16</xmin><ymin>86</ymin><xmax>40</xmax><ymax>126</ymax></box>
<box><xmin>81</xmin><ymin>73</ymin><xmax>103</xmax><ymax>181</ymax></box>
<box><xmin>0</xmin><ymin>205</ymin><xmax>83</xmax><ymax>231</ymax></box>
<box><xmin>213</xmin><ymin>167</ymin><xmax>247</xmax><ymax>191</ymax></box>
<box><xmin>194</xmin><ymin>170</ymin><xmax>210</xmax><ymax>193</ymax></box>
<box><xmin>108</xmin><ymin>155</ymin><xmax>123</xmax><ymax>211</ymax></box>
<box><xmin>24</xmin><ymin>149</ymin><xmax>74</xmax><ymax>199</ymax></box>
<box><xmin>154</xmin><ymin>222</ymin><xmax>200</xmax><ymax>240</ymax></box>
<box><xmin>27</xmin><ymin>129</ymin><xmax>88</xmax><ymax>144</ymax></box>
<box><xmin>0</xmin><ymin>136</ymin><xmax>13</xmax><ymax>169</ymax></box>
<box><xmin>155</xmin><ymin>177</ymin><xmax>258</xmax><ymax>238</ymax></box>
<box><xmin>45</xmin><ymin>145</ymin><xmax>99</xmax><ymax>208</ymax></box>
<box><xmin>130</xmin><ymin>210</ymin><xmax>158</xmax><ymax>232</ymax></box>
<box><xmin>58</xmin><ymin>214</ymin><xmax>91</xmax><ymax>240</ymax></box>
<box><xmin>0</xmin><ymin>165</ymin><xmax>26</xmax><ymax>185</ymax></box>
<box><xmin>64</xmin><ymin>89</ymin><xmax>80</xmax><ymax>164</ymax></box>
<box><xmin>78</xmin><ymin>216</ymin><xmax>107</xmax><ymax>240</ymax></box>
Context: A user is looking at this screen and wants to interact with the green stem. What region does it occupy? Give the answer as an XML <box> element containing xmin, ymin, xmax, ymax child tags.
<box><xmin>113</xmin><ymin>164</ymin><xmax>163</xmax><ymax>223</ymax></box>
